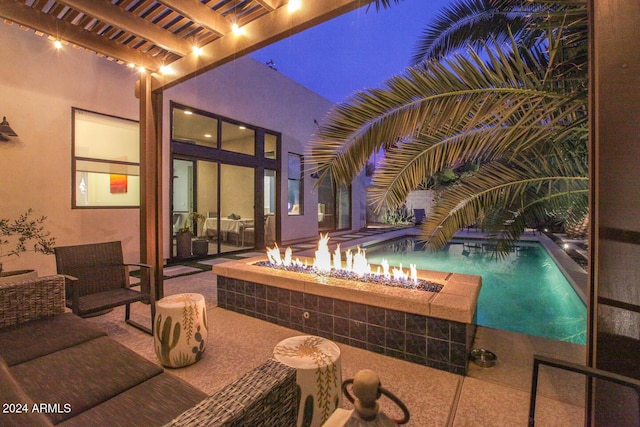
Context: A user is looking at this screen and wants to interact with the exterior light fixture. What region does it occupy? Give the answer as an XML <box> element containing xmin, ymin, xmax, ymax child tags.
<box><xmin>193</xmin><ymin>46</ymin><xmax>203</xmax><ymax>56</ymax></box>
<box><xmin>54</xmin><ymin>40</ymin><xmax>62</xmax><ymax>49</ymax></box>
<box><xmin>184</xmin><ymin>110</ymin><xmax>193</xmax><ymax>115</ymax></box>
<box><xmin>204</xmin><ymin>134</ymin><xmax>212</xmax><ymax>138</ymax></box>
<box><xmin>238</xmin><ymin>125</ymin><xmax>247</xmax><ymax>130</ymax></box>
<box><xmin>232</xmin><ymin>23</ymin><xmax>246</xmax><ymax>36</ymax></box>
<box><xmin>127</xmin><ymin>63</ymin><xmax>136</xmax><ymax>69</ymax></box>
<box><xmin>138</xmin><ymin>66</ymin><xmax>146</xmax><ymax>73</ymax></box>
<box><xmin>160</xmin><ymin>65</ymin><xmax>173</xmax><ymax>75</ymax></box>
<box><xmin>288</xmin><ymin>0</ymin><xmax>301</xmax><ymax>13</ymax></box>
<box><xmin>0</xmin><ymin>116</ymin><xmax>18</xmax><ymax>141</ymax></box>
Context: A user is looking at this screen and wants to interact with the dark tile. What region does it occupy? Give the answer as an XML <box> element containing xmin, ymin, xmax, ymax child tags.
<box><xmin>349</xmin><ymin>320</ymin><xmax>367</xmax><ymax>341</ymax></box>
<box><xmin>450</xmin><ymin>343</ymin><xmax>467</xmax><ymax>366</ymax></box>
<box><xmin>276</xmin><ymin>317</ymin><xmax>291</xmax><ymax>328</ymax></box>
<box><xmin>302</xmin><ymin>325</ymin><xmax>318</xmax><ymax>336</ymax></box>
<box><xmin>266</xmin><ymin>300</ymin><xmax>278</xmax><ymax>317</ymax></box>
<box><xmin>428</xmin><ymin>318</ymin><xmax>450</xmax><ymax>340</ymax></box>
<box><xmin>217</xmin><ymin>277</ymin><xmax>227</xmax><ymax>291</ymax></box>
<box><xmin>367</xmin><ymin>325</ymin><xmax>386</xmax><ymax>346</ymax></box>
<box><xmin>318</xmin><ymin>296</ymin><xmax>334</xmax><ymax>314</ymax></box>
<box><xmin>266</xmin><ymin>286</ymin><xmax>278</xmax><ymax>302</ymax></box>
<box><xmin>277</xmin><ymin>288</ymin><xmax>291</xmax><ymax>305</ymax></box>
<box><xmin>317</xmin><ymin>329</ymin><xmax>334</xmax><ymax>341</ymax></box>
<box><xmin>406</xmin><ymin>333</ymin><xmax>426</xmax><ymax>357</ymax></box>
<box><xmin>217</xmin><ymin>289</ymin><xmax>227</xmax><ymax>307</ymax></box>
<box><xmin>290</xmin><ymin>291</ymin><xmax>304</xmax><ymax>308</ymax></box>
<box><xmin>255</xmin><ymin>298</ymin><xmax>267</xmax><ymax>315</ymax></box>
<box><xmin>227</xmin><ymin>278</ymin><xmax>237</xmax><ymax>293</ymax></box>
<box><xmin>291</xmin><ymin>307</ymin><xmax>305</xmax><ymax>326</ymax></box>
<box><xmin>303</xmin><ymin>294</ymin><xmax>319</xmax><ymax>312</ymax></box>
<box><xmin>304</xmin><ymin>311</ymin><xmax>319</xmax><ymax>330</ymax></box>
<box><xmin>349</xmin><ymin>303</ymin><xmax>367</xmax><ymax>322</ymax></box>
<box><xmin>386</xmin><ymin>309</ymin><xmax>405</xmax><ymax>331</ymax></box>
<box><xmin>386</xmin><ymin>329</ymin><xmax>405</xmax><ymax>352</ymax></box>
<box><xmin>255</xmin><ymin>284</ymin><xmax>266</xmax><ymax>299</ymax></box>
<box><xmin>406</xmin><ymin>313</ymin><xmax>427</xmax><ymax>336</ymax></box>
<box><xmin>427</xmin><ymin>338</ymin><xmax>449</xmax><ymax>362</ymax></box>
<box><xmin>405</xmin><ymin>353</ymin><xmax>426</xmax><ymax>365</ymax></box>
<box><xmin>278</xmin><ymin>303</ymin><xmax>291</xmax><ymax>321</ymax></box>
<box><xmin>235</xmin><ymin>293</ymin><xmax>246</xmax><ymax>309</ymax></box>
<box><xmin>450</xmin><ymin>365</ymin><xmax>467</xmax><ymax>375</ymax></box>
<box><xmin>245</xmin><ymin>296</ymin><xmax>256</xmax><ymax>312</ymax></box>
<box><xmin>349</xmin><ymin>338</ymin><xmax>367</xmax><ymax>350</ymax></box>
<box><xmin>334</xmin><ymin>317</ymin><xmax>350</xmax><ymax>337</ymax></box>
<box><xmin>450</xmin><ymin>321</ymin><xmax>466</xmax><ymax>344</ymax></box>
<box><xmin>367</xmin><ymin>343</ymin><xmax>386</xmax><ymax>355</ymax></box>
<box><xmin>318</xmin><ymin>313</ymin><xmax>334</xmax><ymax>334</ymax></box>
<box><xmin>385</xmin><ymin>348</ymin><xmax>404</xmax><ymax>360</ymax></box>
<box><xmin>367</xmin><ymin>306</ymin><xmax>386</xmax><ymax>326</ymax></box>
<box><xmin>255</xmin><ymin>313</ymin><xmax>267</xmax><ymax>321</ymax></box>
<box><xmin>334</xmin><ymin>299</ymin><xmax>350</xmax><ymax>318</ymax></box>
<box><xmin>425</xmin><ymin>359</ymin><xmax>448</xmax><ymax>371</ymax></box>
<box><xmin>333</xmin><ymin>334</ymin><xmax>349</xmax><ymax>346</ymax></box>
<box><xmin>246</xmin><ymin>282</ymin><xmax>256</xmax><ymax>297</ymax></box>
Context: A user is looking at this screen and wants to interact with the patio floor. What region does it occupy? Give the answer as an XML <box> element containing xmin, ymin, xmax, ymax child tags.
<box><xmin>87</xmin><ymin>227</ymin><xmax>588</xmax><ymax>426</ymax></box>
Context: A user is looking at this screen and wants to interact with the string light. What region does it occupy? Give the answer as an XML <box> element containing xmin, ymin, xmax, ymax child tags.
<box><xmin>288</xmin><ymin>0</ymin><xmax>301</xmax><ymax>13</ymax></box>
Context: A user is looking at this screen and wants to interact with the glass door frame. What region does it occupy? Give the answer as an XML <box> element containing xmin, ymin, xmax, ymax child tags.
<box><xmin>169</xmin><ymin>102</ymin><xmax>281</xmax><ymax>261</ymax></box>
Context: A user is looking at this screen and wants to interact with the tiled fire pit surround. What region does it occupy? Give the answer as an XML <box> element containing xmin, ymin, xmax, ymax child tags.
<box><xmin>214</xmin><ymin>257</ymin><xmax>481</xmax><ymax>375</ymax></box>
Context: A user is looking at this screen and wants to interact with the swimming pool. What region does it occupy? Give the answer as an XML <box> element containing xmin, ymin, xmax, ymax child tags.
<box><xmin>364</xmin><ymin>237</ymin><xmax>586</xmax><ymax>345</ymax></box>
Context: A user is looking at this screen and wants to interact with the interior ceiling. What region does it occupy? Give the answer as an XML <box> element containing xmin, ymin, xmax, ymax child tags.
<box><xmin>0</xmin><ymin>0</ymin><xmax>372</xmax><ymax>91</ymax></box>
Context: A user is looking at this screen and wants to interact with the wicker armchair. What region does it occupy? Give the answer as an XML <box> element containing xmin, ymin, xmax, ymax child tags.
<box><xmin>54</xmin><ymin>241</ymin><xmax>155</xmax><ymax>334</ymax></box>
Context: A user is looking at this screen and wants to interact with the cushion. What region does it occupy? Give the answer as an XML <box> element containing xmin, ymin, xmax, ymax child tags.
<box><xmin>58</xmin><ymin>373</ymin><xmax>207</xmax><ymax>427</ymax></box>
<box><xmin>10</xmin><ymin>336</ymin><xmax>163</xmax><ymax>424</ymax></box>
<box><xmin>0</xmin><ymin>358</ymin><xmax>53</xmax><ymax>427</ymax></box>
<box><xmin>0</xmin><ymin>313</ymin><xmax>107</xmax><ymax>366</ymax></box>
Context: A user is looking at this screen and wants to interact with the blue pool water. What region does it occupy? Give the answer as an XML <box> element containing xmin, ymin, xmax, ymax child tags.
<box><xmin>364</xmin><ymin>237</ymin><xmax>586</xmax><ymax>345</ymax></box>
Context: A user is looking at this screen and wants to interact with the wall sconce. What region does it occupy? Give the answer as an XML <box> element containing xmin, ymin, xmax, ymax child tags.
<box><xmin>0</xmin><ymin>116</ymin><xmax>18</xmax><ymax>141</ymax></box>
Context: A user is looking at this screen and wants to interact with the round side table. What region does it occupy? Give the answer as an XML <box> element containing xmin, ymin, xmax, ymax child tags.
<box><xmin>154</xmin><ymin>293</ymin><xmax>207</xmax><ymax>368</ymax></box>
<box><xmin>273</xmin><ymin>335</ymin><xmax>342</xmax><ymax>427</ymax></box>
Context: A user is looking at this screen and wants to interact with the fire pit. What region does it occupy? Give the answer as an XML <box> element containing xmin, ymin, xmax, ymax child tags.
<box><xmin>214</xmin><ymin>234</ymin><xmax>482</xmax><ymax>375</ymax></box>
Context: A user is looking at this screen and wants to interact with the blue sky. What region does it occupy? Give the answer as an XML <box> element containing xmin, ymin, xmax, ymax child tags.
<box><xmin>250</xmin><ymin>0</ymin><xmax>452</xmax><ymax>103</ymax></box>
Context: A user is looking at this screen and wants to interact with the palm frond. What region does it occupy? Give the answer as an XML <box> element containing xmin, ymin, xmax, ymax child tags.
<box><xmin>421</xmin><ymin>156</ymin><xmax>588</xmax><ymax>251</ymax></box>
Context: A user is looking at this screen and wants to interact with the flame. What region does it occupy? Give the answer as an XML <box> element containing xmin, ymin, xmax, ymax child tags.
<box><xmin>313</xmin><ymin>233</ymin><xmax>332</xmax><ymax>272</ymax></box>
<box><xmin>265</xmin><ymin>235</ymin><xmax>422</xmax><ymax>286</ymax></box>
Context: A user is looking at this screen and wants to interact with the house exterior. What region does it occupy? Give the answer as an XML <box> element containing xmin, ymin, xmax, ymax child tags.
<box><xmin>0</xmin><ymin>21</ymin><xmax>365</xmax><ymax>276</ymax></box>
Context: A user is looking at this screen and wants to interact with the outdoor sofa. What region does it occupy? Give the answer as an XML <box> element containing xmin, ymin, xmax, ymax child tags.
<box><xmin>0</xmin><ymin>275</ymin><xmax>297</xmax><ymax>426</ymax></box>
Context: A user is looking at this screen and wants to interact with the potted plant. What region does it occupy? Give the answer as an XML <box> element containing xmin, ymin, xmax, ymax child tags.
<box><xmin>190</xmin><ymin>212</ymin><xmax>209</xmax><ymax>257</ymax></box>
<box><xmin>0</xmin><ymin>209</ymin><xmax>56</xmax><ymax>281</ymax></box>
<box><xmin>176</xmin><ymin>212</ymin><xmax>206</xmax><ymax>258</ymax></box>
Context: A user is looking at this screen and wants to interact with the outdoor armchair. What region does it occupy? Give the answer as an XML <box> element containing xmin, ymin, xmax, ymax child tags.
<box><xmin>54</xmin><ymin>241</ymin><xmax>155</xmax><ymax>334</ymax></box>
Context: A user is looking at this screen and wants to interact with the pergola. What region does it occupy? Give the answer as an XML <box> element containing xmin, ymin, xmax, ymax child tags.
<box><xmin>0</xmin><ymin>0</ymin><xmax>375</xmax><ymax>295</ymax></box>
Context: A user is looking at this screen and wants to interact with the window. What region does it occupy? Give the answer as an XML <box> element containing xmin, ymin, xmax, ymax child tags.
<box><xmin>73</xmin><ymin>108</ymin><xmax>140</xmax><ymax>208</ymax></box>
<box><xmin>288</xmin><ymin>153</ymin><xmax>303</xmax><ymax>215</ymax></box>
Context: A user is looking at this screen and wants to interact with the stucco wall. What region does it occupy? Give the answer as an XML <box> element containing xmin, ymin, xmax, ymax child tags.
<box><xmin>163</xmin><ymin>56</ymin><xmax>352</xmax><ymax>250</ymax></box>
<box><xmin>0</xmin><ymin>23</ymin><xmax>367</xmax><ymax>275</ymax></box>
<box><xmin>0</xmin><ymin>23</ymin><xmax>140</xmax><ymax>275</ymax></box>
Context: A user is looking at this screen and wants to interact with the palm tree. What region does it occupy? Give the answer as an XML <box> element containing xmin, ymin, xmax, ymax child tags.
<box><xmin>307</xmin><ymin>0</ymin><xmax>588</xmax><ymax>252</ymax></box>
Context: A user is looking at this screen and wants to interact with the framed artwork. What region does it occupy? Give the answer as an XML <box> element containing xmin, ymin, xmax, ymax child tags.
<box><xmin>110</xmin><ymin>174</ymin><xmax>128</xmax><ymax>193</ymax></box>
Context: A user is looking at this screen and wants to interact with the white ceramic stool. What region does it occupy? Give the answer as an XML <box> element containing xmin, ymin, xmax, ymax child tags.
<box><xmin>154</xmin><ymin>293</ymin><xmax>207</xmax><ymax>368</ymax></box>
<box><xmin>273</xmin><ymin>335</ymin><xmax>342</xmax><ymax>427</ymax></box>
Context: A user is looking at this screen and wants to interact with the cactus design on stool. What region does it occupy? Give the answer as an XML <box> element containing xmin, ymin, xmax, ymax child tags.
<box><xmin>155</xmin><ymin>314</ymin><xmax>181</xmax><ymax>366</ymax></box>
<box><xmin>153</xmin><ymin>293</ymin><xmax>208</xmax><ymax>368</ymax></box>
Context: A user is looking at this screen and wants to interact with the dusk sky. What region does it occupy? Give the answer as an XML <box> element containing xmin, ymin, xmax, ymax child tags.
<box><xmin>250</xmin><ymin>0</ymin><xmax>452</xmax><ymax>103</ymax></box>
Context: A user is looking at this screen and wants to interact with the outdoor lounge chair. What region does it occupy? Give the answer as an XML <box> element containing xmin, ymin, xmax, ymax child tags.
<box><xmin>54</xmin><ymin>241</ymin><xmax>155</xmax><ymax>334</ymax></box>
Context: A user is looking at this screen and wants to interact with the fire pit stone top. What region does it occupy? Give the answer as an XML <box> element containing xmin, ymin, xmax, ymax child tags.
<box><xmin>213</xmin><ymin>255</ymin><xmax>481</xmax><ymax>324</ymax></box>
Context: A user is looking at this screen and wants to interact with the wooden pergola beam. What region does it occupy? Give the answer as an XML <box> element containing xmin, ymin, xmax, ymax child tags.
<box><xmin>57</xmin><ymin>0</ymin><xmax>192</xmax><ymax>57</ymax></box>
<box><xmin>159</xmin><ymin>0</ymin><xmax>232</xmax><ymax>37</ymax></box>
<box><xmin>151</xmin><ymin>0</ymin><xmax>374</xmax><ymax>91</ymax></box>
<box><xmin>0</xmin><ymin>0</ymin><xmax>164</xmax><ymax>70</ymax></box>
<box><xmin>253</xmin><ymin>0</ymin><xmax>281</xmax><ymax>11</ymax></box>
